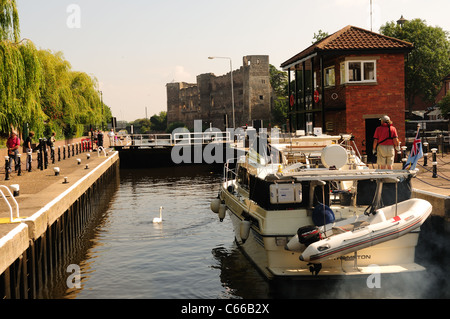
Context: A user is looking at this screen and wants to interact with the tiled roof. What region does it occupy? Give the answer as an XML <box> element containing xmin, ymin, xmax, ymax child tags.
<box><xmin>281</xmin><ymin>25</ymin><xmax>414</xmax><ymax>69</ymax></box>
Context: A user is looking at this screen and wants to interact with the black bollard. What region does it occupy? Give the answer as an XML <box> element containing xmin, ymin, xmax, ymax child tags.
<box><xmin>37</xmin><ymin>150</ymin><xmax>42</xmax><ymax>170</ymax></box>
<box><xmin>5</xmin><ymin>156</ymin><xmax>10</xmax><ymax>180</ymax></box>
<box><xmin>27</xmin><ymin>152</ymin><xmax>32</xmax><ymax>172</ymax></box>
<box><xmin>431</xmin><ymin>148</ymin><xmax>438</xmax><ymax>178</ymax></box>
<box><xmin>58</xmin><ymin>146</ymin><xmax>61</xmax><ymax>162</ymax></box>
<box><xmin>63</xmin><ymin>145</ymin><xmax>66</xmax><ymax>160</ymax></box>
<box><xmin>43</xmin><ymin>139</ymin><xmax>48</xmax><ymax>169</ymax></box>
<box><xmin>17</xmin><ymin>154</ymin><xmax>21</xmax><ymax>176</ymax></box>
<box><xmin>423</xmin><ymin>142</ymin><xmax>428</xmax><ymax>167</ymax></box>
<box><xmin>72</xmin><ymin>143</ymin><xmax>75</xmax><ymax>157</ymax></box>
<box><xmin>51</xmin><ymin>147</ymin><xmax>55</xmax><ymax>164</ymax></box>
<box><xmin>68</xmin><ymin>144</ymin><xmax>71</xmax><ymax>158</ymax></box>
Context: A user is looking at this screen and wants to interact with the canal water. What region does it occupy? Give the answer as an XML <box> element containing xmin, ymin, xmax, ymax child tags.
<box><xmin>51</xmin><ymin>166</ymin><xmax>449</xmax><ymax>299</ymax></box>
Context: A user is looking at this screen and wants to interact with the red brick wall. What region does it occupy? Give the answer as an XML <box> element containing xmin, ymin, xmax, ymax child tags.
<box><xmin>344</xmin><ymin>53</ymin><xmax>406</xmax><ymax>153</ymax></box>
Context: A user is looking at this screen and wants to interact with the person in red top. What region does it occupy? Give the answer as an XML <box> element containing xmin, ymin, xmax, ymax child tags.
<box><xmin>372</xmin><ymin>115</ymin><xmax>399</xmax><ymax>169</ymax></box>
<box><xmin>6</xmin><ymin>131</ymin><xmax>21</xmax><ymax>172</ymax></box>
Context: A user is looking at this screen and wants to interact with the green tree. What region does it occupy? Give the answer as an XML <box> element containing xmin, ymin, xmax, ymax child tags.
<box><xmin>438</xmin><ymin>93</ymin><xmax>450</xmax><ymax>119</ymax></box>
<box><xmin>380</xmin><ymin>19</ymin><xmax>450</xmax><ymax>114</ymax></box>
<box><xmin>0</xmin><ymin>1</ymin><xmax>110</xmax><ymax>141</ymax></box>
<box><xmin>312</xmin><ymin>30</ymin><xmax>329</xmax><ymax>44</ymax></box>
<box><xmin>150</xmin><ymin>111</ymin><xmax>167</xmax><ymax>132</ymax></box>
<box><xmin>131</xmin><ymin>118</ymin><xmax>151</xmax><ymax>133</ymax></box>
<box><xmin>269</xmin><ymin>64</ymin><xmax>288</xmax><ymax>128</ymax></box>
<box><xmin>0</xmin><ymin>0</ymin><xmax>20</xmax><ymax>42</ymax></box>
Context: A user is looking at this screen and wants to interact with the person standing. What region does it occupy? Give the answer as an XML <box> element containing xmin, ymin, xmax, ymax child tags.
<box><xmin>97</xmin><ymin>130</ymin><xmax>104</xmax><ymax>149</ymax></box>
<box><xmin>24</xmin><ymin>131</ymin><xmax>35</xmax><ymax>153</ymax></box>
<box><xmin>6</xmin><ymin>131</ymin><xmax>21</xmax><ymax>172</ymax></box>
<box><xmin>373</xmin><ymin>115</ymin><xmax>400</xmax><ymax>169</ymax></box>
<box><xmin>107</xmin><ymin>129</ymin><xmax>115</xmax><ymax>146</ymax></box>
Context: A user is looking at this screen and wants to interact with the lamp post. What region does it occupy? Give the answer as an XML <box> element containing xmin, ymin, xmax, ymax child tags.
<box><xmin>208</xmin><ymin>56</ymin><xmax>235</xmax><ymax>129</ymax></box>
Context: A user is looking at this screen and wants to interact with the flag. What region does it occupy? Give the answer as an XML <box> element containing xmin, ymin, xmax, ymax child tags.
<box><xmin>403</xmin><ymin>130</ymin><xmax>423</xmax><ymax>170</ymax></box>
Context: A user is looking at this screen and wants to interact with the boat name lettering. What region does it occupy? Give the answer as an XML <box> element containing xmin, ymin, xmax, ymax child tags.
<box><xmin>336</xmin><ymin>254</ymin><xmax>371</xmax><ymax>261</ymax></box>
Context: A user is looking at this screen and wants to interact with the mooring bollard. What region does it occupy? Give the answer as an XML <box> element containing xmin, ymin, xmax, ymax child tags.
<box><xmin>396</xmin><ymin>142</ymin><xmax>402</xmax><ymax>163</ymax></box>
<box><xmin>54</xmin><ymin>167</ymin><xmax>60</xmax><ymax>176</ymax></box>
<box><xmin>431</xmin><ymin>148</ymin><xmax>438</xmax><ymax>178</ymax></box>
<box><xmin>10</xmin><ymin>184</ymin><xmax>19</xmax><ymax>197</ymax></box>
<box><xmin>51</xmin><ymin>147</ymin><xmax>55</xmax><ymax>164</ymax></box>
<box><xmin>401</xmin><ymin>146</ymin><xmax>407</xmax><ymax>168</ymax></box>
<box><xmin>27</xmin><ymin>151</ymin><xmax>32</xmax><ymax>172</ymax></box>
<box><xmin>37</xmin><ymin>150</ymin><xmax>41</xmax><ymax>170</ymax></box>
<box><xmin>17</xmin><ymin>154</ymin><xmax>21</xmax><ymax>176</ymax></box>
<box><xmin>423</xmin><ymin>142</ymin><xmax>429</xmax><ymax>166</ymax></box>
<box><xmin>43</xmin><ymin>139</ymin><xmax>48</xmax><ymax>169</ymax></box>
<box><xmin>5</xmin><ymin>156</ymin><xmax>10</xmax><ymax>180</ymax></box>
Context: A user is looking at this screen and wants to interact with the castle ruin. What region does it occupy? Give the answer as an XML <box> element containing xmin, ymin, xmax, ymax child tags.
<box><xmin>166</xmin><ymin>55</ymin><xmax>272</xmax><ymax>130</ymax></box>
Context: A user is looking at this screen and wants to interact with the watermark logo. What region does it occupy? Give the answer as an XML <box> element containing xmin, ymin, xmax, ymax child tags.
<box><xmin>366</xmin><ymin>264</ymin><xmax>381</xmax><ymax>288</ymax></box>
<box><xmin>66</xmin><ymin>264</ymin><xmax>81</xmax><ymax>289</ymax></box>
<box><xmin>170</xmin><ymin>120</ymin><xmax>279</xmax><ymax>165</ymax></box>
<box><xmin>66</xmin><ymin>4</ymin><xmax>81</xmax><ymax>29</ymax></box>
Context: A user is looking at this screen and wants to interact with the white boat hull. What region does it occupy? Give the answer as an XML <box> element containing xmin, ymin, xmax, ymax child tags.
<box><xmin>221</xmin><ymin>182</ymin><xmax>429</xmax><ymax>279</ymax></box>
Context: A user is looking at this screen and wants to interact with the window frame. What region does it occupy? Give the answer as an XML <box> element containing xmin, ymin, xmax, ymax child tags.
<box><xmin>340</xmin><ymin>60</ymin><xmax>377</xmax><ymax>84</ymax></box>
<box><xmin>324</xmin><ymin>66</ymin><xmax>336</xmax><ymax>87</ymax></box>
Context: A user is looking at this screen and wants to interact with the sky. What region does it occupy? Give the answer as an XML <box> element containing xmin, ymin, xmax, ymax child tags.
<box><xmin>16</xmin><ymin>0</ymin><xmax>450</xmax><ymax>122</ymax></box>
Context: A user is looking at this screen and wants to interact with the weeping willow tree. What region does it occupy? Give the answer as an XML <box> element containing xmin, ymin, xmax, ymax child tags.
<box><xmin>0</xmin><ymin>0</ymin><xmax>111</xmax><ymax>142</ymax></box>
<box><xmin>38</xmin><ymin>50</ymin><xmax>110</xmax><ymax>137</ymax></box>
<box><xmin>0</xmin><ymin>0</ymin><xmax>20</xmax><ymax>42</ymax></box>
<box><xmin>0</xmin><ymin>39</ymin><xmax>46</xmax><ymax>137</ymax></box>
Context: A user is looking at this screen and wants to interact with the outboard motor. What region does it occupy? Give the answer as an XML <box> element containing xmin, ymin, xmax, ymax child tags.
<box><xmin>297</xmin><ymin>225</ymin><xmax>322</xmax><ymax>247</ymax></box>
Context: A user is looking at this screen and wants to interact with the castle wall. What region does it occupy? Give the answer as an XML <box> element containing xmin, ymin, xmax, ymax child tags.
<box><xmin>167</xmin><ymin>55</ymin><xmax>271</xmax><ymax>131</ymax></box>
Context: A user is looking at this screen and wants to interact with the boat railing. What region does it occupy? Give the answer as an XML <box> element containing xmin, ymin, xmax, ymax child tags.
<box><xmin>223</xmin><ymin>157</ymin><xmax>239</xmax><ymax>184</ymax></box>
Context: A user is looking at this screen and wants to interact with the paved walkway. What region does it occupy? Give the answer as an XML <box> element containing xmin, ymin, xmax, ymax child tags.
<box><xmin>403</xmin><ymin>155</ymin><xmax>450</xmax><ymax>197</ymax></box>
<box><xmin>0</xmin><ymin>146</ymin><xmax>114</xmax><ymax>235</ymax></box>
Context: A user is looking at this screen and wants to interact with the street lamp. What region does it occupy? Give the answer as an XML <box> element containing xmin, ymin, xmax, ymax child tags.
<box><xmin>208</xmin><ymin>56</ymin><xmax>235</xmax><ymax>129</ymax></box>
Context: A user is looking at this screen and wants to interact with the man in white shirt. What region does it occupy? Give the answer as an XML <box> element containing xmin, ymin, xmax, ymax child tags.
<box><xmin>108</xmin><ymin>129</ymin><xmax>115</xmax><ymax>146</ymax></box>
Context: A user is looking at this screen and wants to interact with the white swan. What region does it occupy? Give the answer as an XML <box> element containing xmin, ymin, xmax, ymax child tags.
<box><xmin>153</xmin><ymin>206</ymin><xmax>163</xmax><ymax>223</ymax></box>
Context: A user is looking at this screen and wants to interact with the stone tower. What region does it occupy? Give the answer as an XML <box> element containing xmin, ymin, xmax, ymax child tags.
<box><xmin>166</xmin><ymin>55</ymin><xmax>272</xmax><ymax>130</ymax></box>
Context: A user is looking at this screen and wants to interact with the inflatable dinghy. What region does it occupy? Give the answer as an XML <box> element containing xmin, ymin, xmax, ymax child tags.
<box><xmin>296</xmin><ymin>198</ymin><xmax>432</xmax><ymax>263</ymax></box>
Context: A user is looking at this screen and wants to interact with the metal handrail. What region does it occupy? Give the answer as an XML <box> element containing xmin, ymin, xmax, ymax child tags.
<box><xmin>0</xmin><ymin>185</ymin><xmax>19</xmax><ymax>222</ymax></box>
<box><xmin>173</xmin><ymin>131</ymin><xmax>231</xmax><ymax>145</ymax></box>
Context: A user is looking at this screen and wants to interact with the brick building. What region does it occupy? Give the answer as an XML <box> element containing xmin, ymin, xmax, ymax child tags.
<box><xmin>166</xmin><ymin>55</ymin><xmax>272</xmax><ymax>131</ymax></box>
<box><xmin>280</xmin><ymin>25</ymin><xmax>413</xmax><ymax>161</ymax></box>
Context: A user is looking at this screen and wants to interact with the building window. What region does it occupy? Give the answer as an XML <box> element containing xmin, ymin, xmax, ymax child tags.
<box><xmin>324</xmin><ymin>66</ymin><xmax>335</xmax><ymax>87</ymax></box>
<box><xmin>340</xmin><ymin>60</ymin><xmax>376</xmax><ymax>84</ymax></box>
<box><xmin>259</xmin><ymin>95</ymin><xmax>264</xmax><ymax>100</ymax></box>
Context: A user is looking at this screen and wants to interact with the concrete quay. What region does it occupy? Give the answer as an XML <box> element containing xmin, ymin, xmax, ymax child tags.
<box><xmin>405</xmin><ymin>156</ymin><xmax>450</xmax><ymax>223</ymax></box>
<box><xmin>0</xmin><ymin>143</ymin><xmax>119</xmax><ymax>298</ymax></box>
